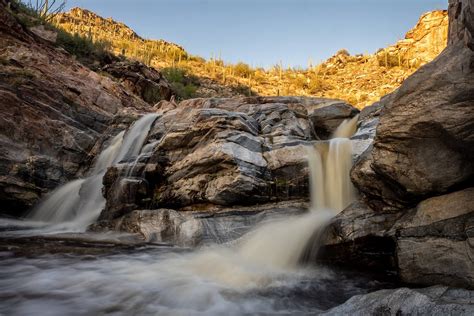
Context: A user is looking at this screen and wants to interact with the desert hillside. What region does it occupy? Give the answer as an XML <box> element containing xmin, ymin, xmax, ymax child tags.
<box><xmin>56</xmin><ymin>8</ymin><xmax>448</xmax><ymax>108</ymax></box>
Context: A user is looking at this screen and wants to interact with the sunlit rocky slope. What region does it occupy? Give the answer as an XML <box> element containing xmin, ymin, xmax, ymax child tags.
<box><xmin>56</xmin><ymin>8</ymin><xmax>448</xmax><ymax>108</ymax></box>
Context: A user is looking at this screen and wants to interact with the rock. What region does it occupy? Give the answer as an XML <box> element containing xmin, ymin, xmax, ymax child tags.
<box><xmin>28</xmin><ymin>25</ymin><xmax>57</xmax><ymax>43</ymax></box>
<box><xmin>102</xmin><ymin>60</ymin><xmax>174</xmax><ymax>104</ymax></box>
<box><xmin>352</xmin><ymin>0</ymin><xmax>474</xmax><ymax>209</ymax></box>
<box><xmin>350</xmin><ymin>101</ymin><xmax>382</xmax><ymax>159</ymax></box>
<box><xmin>395</xmin><ymin>187</ymin><xmax>474</xmax><ymax>288</ymax></box>
<box><xmin>98</xmin><ymin>96</ymin><xmax>357</xmax><ymax>221</ymax></box>
<box><xmin>323</xmin><ymin>286</ymin><xmax>474</xmax><ymax>316</ymax></box>
<box><xmin>91</xmin><ymin>209</ymin><xmax>203</xmax><ymax>247</ymax></box>
<box><xmin>92</xmin><ymin>200</ymin><xmax>308</xmax><ymax>246</ymax></box>
<box><xmin>307</xmin><ymin>99</ymin><xmax>359</xmax><ymax>139</ymax></box>
<box><xmin>0</xmin><ymin>3</ymin><xmax>150</xmax><ymax>216</ymax></box>
<box><xmin>321</xmin><ymin>188</ymin><xmax>474</xmax><ymax>288</ymax></box>
<box><xmin>314</xmin><ymin>200</ymin><xmax>399</xmax><ymax>274</ymax></box>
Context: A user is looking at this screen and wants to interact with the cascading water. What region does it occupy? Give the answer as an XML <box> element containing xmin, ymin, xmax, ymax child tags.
<box><xmin>235</xmin><ymin>115</ymin><xmax>359</xmax><ymax>268</ymax></box>
<box><xmin>27</xmin><ymin>113</ymin><xmax>159</xmax><ymax>231</ymax></box>
<box><xmin>308</xmin><ymin>115</ymin><xmax>358</xmax><ymax>212</ymax></box>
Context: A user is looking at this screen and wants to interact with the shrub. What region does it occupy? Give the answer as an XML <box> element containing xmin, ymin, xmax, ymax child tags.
<box><xmin>55</xmin><ymin>28</ymin><xmax>112</xmax><ymax>68</ymax></box>
<box><xmin>233</xmin><ymin>62</ymin><xmax>253</xmax><ymax>77</ymax></box>
<box><xmin>307</xmin><ymin>76</ymin><xmax>332</xmax><ymax>94</ymax></box>
<box><xmin>162</xmin><ymin>67</ymin><xmax>198</xmax><ymax>100</ymax></box>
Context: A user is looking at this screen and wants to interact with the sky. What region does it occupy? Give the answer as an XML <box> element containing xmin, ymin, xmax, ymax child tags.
<box><xmin>63</xmin><ymin>0</ymin><xmax>448</xmax><ymax>69</ymax></box>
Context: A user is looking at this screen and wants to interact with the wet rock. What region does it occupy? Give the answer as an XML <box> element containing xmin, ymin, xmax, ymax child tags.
<box><xmin>102</xmin><ymin>60</ymin><xmax>174</xmax><ymax>104</ymax></box>
<box><xmin>307</xmin><ymin>99</ymin><xmax>359</xmax><ymax>139</ymax></box>
<box><xmin>91</xmin><ymin>209</ymin><xmax>202</xmax><ymax>247</ymax></box>
<box><xmin>324</xmin><ymin>286</ymin><xmax>474</xmax><ymax>316</ymax></box>
<box><xmin>93</xmin><ymin>200</ymin><xmax>308</xmax><ymax>246</ymax></box>
<box><xmin>324</xmin><ymin>201</ymin><xmax>402</xmax><ymax>246</ymax></box>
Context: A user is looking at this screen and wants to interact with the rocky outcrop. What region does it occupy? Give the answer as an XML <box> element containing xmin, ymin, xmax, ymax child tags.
<box><xmin>323</xmin><ymin>286</ymin><xmax>474</xmax><ymax>315</ymax></box>
<box><xmin>95</xmin><ymin>96</ymin><xmax>358</xmax><ymax>222</ymax></box>
<box><xmin>307</xmin><ymin>99</ymin><xmax>359</xmax><ymax>139</ymax></box>
<box><xmin>376</xmin><ymin>10</ymin><xmax>449</xmax><ymax>68</ymax></box>
<box><xmin>322</xmin><ymin>0</ymin><xmax>474</xmax><ymax>289</ymax></box>
<box><xmin>101</xmin><ymin>61</ymin><xmax>174</xmax><ymax>104</ymax></box>
<box><xmin>352</xmin><ymin>0</ymin><xmax>474</xmax><ymax>210</ymax></box>
<box><xmin>0</xmin><ymin>2</ymin><xmax>150</xmax><ymax>215</ymax></box>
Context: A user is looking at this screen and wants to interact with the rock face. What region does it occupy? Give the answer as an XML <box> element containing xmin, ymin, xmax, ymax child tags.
<box><xmin>395</xmin><ymin>187</ymin><xmax>474</xmax><ymax>288</ymax></box>
<box><xmin>0</xmin><ymin>2</ymin><xmax>150</xmax><ymax>215</ymax></box>
<box><xmin>102</xmin><ymin>61</ymin><xmax>174</xmax><ymax>104</ymax></box>
<box><xmin>353</xmin><ymin>0</ymin><xmax>474</xmax><ymax>209</ymax></box>
<box><xmin>322</xmin><ymin>0</ymin><xmax>474</xmax><ymax>290</ymax></box>
<box><xmin>95</xmin><ymin>96</ymin><xmax>358</xmax><ymax>222</ymax></box>
<box><xmin>323</xmin><ymin>286</ymin><xmax>474</xmax><ymax>316</ymax></box>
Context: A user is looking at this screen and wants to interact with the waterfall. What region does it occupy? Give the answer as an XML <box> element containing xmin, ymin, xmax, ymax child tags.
<box><xmin>308</xmin><ymin>115</ymin><xmax>358</xmax><ymax>213</ymax></box>
<box><xmin>27</xmin><ymin>113</ymin><xmax>159</xmax><ymax>231</ymax></box>
<box><xmin>235</xmin><ymin>115</ymin><xmax>359</xmax><ymax>268</ymax></box>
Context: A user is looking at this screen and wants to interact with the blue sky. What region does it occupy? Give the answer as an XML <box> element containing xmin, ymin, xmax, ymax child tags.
<box><xmin>64</xmin><ymin>0</ymin><xmax>447</xmax><ymax>68</ymax></box>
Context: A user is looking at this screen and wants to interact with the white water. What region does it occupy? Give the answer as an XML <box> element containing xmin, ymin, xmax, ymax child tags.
<box><xmin>27</xmin><ymin>113</ymin><xmax>159</xmax><ymax>231</ymax></box>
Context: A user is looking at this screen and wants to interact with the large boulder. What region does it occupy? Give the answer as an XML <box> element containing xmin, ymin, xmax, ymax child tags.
<box><xmin>307</xmin><ymin>98</ymin><xmax>359</xmax><ymax>139</ymax></box>
<box><xmin>97</xmin><ymin>96</ymin><xmax>357</xmax><ymax>222</ymax></box>
<box><xmin>321</xmin><ymin>188</ymin><xmax>474</xmax><ymax>288</ymax></box>
<box><xmin>352</xmin><ymin>0</ymin><xmax>474</xmax><ymax>209</ymax></box>
<box><xmin>323</xmin><ymin>286</ymin><xmax>474</xmax><ymax>316</ymax></box>
<box><xmin>0</xmin><ymin>3</ymin><xmax>149</xmax><ymax>216</ymax></box>
<box><xmin>395</xmin><ymin>187</ymin><xmax>474</xmax><ymax>288</ymax></box>
<box><xmin>91</xmin><ymin>201</ymin><xmax>308</xmax><ymax>246</ymax></box>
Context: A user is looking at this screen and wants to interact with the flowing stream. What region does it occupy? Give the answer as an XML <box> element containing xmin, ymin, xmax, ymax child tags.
<box><xmin>0</xmin><ymin>115</ymin><xmax>393</xmax><ymax>315</ymax></box>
